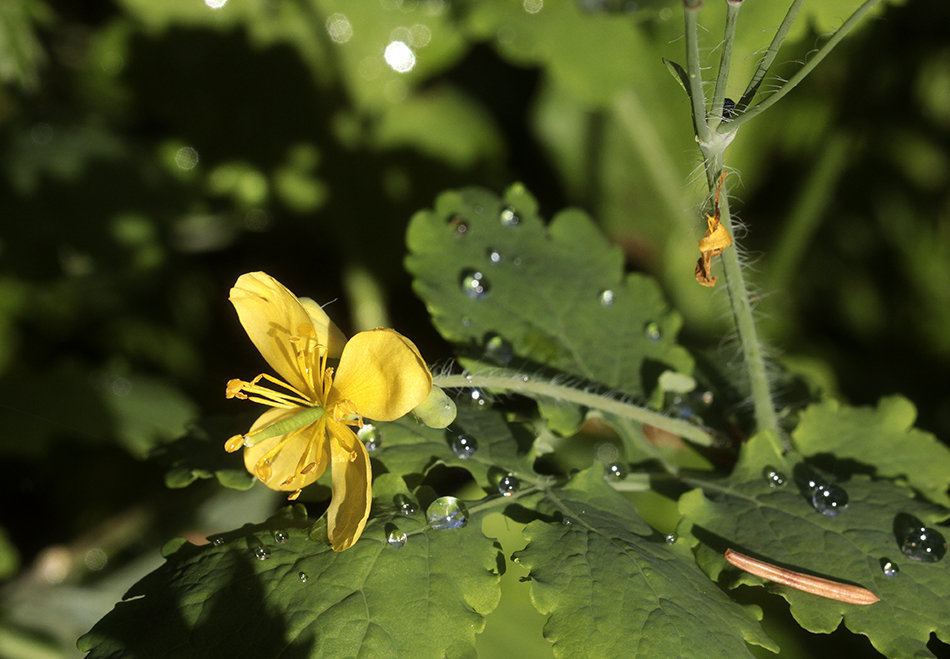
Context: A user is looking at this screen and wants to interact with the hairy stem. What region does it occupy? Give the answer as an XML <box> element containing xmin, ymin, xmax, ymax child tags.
<box><xmin>709</xmin><ymin>0</ymin><xmax>743</xmax><ymax>130</ymax></box>
<box><xmin>433</xmin><ymin>373</ymin><xmax>714</xmax><ymax>447</ymax></box>
<box><xmin>729</xmin><ymin>0</ymin><xmax>885</xmax><ymax>129</ymax></box>
<box><xmin>683</xmin><ymin>0</ymin><xmax>710</xmax><ymax>142</ymax></box>
<box><xmin>734</xmin><ymin>0</ymin><xmax>805</xmax><ymax>114</ymax></box>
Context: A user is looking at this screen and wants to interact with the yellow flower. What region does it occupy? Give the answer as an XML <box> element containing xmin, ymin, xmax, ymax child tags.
<box><xmin>224</xmin><ymin>272</ymin><xmax>433</xmax><ymax>551</ymax></box>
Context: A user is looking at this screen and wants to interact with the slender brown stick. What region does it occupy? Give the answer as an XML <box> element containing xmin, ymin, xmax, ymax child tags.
<box><xmin>725</xmin><ymin>549</ymin><xmax>879</xmax><ymax>605</ymax></box>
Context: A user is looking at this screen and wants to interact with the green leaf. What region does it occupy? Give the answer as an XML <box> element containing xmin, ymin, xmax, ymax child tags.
<box><xmin>514</xmin><ymin>468</ymin><xmax>777</xmax><ymax>657</ymax></box>
<box><xmin>153</xmin><ymin>416</ymin><xmax>255</xmax><ymax>491</ymax></box>
<box><xmin>371</xmin><ymin>405</ymin><xmax>534</xmax><ymax>491</ymax></box>
<box><xmin>80</xmin><ymin>501</ymin><xmax>502</xmax><ymax>658</ymax></box>
<box><xmin>406</xmin><ymin>184</ymin><xmax>693</xmax><ymax>399</ymax></box>
<box><xmin>679</xmin><ymin>434</ymin><xmax>950</xmax><ymax>658</ymax></box>
<box><xmin>794</xmin><ymin>396</ymin><xmax>950</xmax><ymax>506</ymax></box>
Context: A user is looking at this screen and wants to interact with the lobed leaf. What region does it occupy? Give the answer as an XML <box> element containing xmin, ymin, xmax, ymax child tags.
<box><xmin>679</xmin><ymin>434</ymin><xmax>950</xmax><ymax>658</ymax></box>
<box><xmin>514</xmin><ymin>469</ymin><xmax>777</xmax><ymax>658</ymax></box>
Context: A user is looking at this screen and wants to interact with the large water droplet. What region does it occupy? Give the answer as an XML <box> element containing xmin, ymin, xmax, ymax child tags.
<box><xmin>393</xmin><ymin>493</ymin><xmax>417</xmax><ymax>515</ymax></box>
<box><xmin>485</xmin><ymin>334</ymin><xmax>513</xmax><ymax>365</ymax></box>
<box><xmin>449</xmin><ymin>214</ymin><xmax>469</xmax><ymax>235</ymax></box>
<box><xmin>487</xmin><ymin>247</ymin><xmax>502</xmax><ymax>264</ymax></box>
<box><xmin>358</xmin><ymin>424</ymin><xmax>381</xmax><ymax>451</ymax></box>
<box><xmin>460</xmin><ymin>270</ymin><xmax>490</xmax><ymax>299</ymax></box>
<box><xmin>605</xmin><ymin>462</ymin><xmax>628</xmax><ymax>481</ymax></box>
<box><xmin>387</xmin><ymin>527</ymin><xmax>408</xmax><ymax>549</ymax></box>
<box><xmin>253</xmin><ymin>545</ymin><xmax>270</xmax><ymax>561</ymax></box>
<box><xmin>598</xmin><ymin>289</ymin><xmax>615</xmax><ymax>307</ymax></box>
<box><xmin>762</xmin><ymin>466</ymin><xmax>787</xmax><ymax>488</ymax></box>
<box><xmin>644</xmin><ymin>321</ymin><xmax>661</xmax><ymax>342</ymax></box>
<box><xmin>298</xmin><ymin>571</ymin><xmax>309</xmax><ymax>583</ymax></box>
<box><xmin>499</xmin><ymin>206</ymin><xmax>521</xmax><ymax>227</ymax></box>
<box><xmin>426</xmin><ymin>496</ymin><xmax>469</xmax><ymax>530</ymax></box>
<box><xmin>274</xmin><ymin>530</ymin><xmax>288</xmax><ymax>544</ymax></box>
<box><xmin>811</xmin><ymin>483</ymin><xmax>848</xmax><ymax>516</ymax></box>
<box><xmin>900</xmin><ymin>525</ymin><xmax>947</xmax><ymax>563</ymax></box>
<box><xmin>450</xmin><ymin>434</ymin><xmax>478</xmax><ymax>459</ymax></box>
<box><xmin>498</xmin><ymin>474</ymin><xmax>520</xmax><ymax>496</ymax></box>
<box><xmin>880</xmin><ymin>558</ymin><xmax>899</xmax><ymax>577</ymax></box>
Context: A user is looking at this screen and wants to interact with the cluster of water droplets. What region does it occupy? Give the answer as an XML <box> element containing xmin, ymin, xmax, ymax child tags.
<box><xmin>451</xmin><ymin>205</ymin><xmax>527</xmax><ymax>303</ymax></box>
<box><xmin>358</xmin><ymin>424</ymin><xmax>381</xmax><ymax>451</ymax></box>
<box><xmin>426</xmin><ymin>496</ymin><xmax>469</xmax><ymax>530</ymax></box>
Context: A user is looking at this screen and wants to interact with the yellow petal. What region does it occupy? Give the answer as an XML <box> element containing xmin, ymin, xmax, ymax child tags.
<box><xmin>325</xmin><ymin>420</ymin><xmax>372</xmax><ymax>551</ymax></box>
<box><xmin>229</xmin><ymin>272</ymin><xmax>344</xmax><ymax>394</ymax></box>
<box><xmin>330</xmin><ymin>329</ymin><xmax>432</xmax><ymax>422</ymax></box>
<box><xmin>299</xmin><ymin>297</ymin><xmax>346</xmax><ymax>359</ymax></box>
<box><xmin>243</xmin><ymin>407</ymin><xmax>328</xmax><ymax>491</ymax></box>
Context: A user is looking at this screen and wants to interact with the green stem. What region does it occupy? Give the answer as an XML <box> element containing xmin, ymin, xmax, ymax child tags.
<box><xmin>709</xmin><ymin>173</ymin><xmax>787</xmax><ymax>451</ymax></box>
<box><xmin>683</xmin><ymin>0</ymin><xmax>710</xmax><ymax>142</ymax></box>
<box><xmin>433</xmin><ymin>373</ymin><xmax>714</xmax><ymax>447</ymax></box>
<box><xmin>709</xmin><ymin>0</ymin><xmax>743</xmax><ymax>130</ymax></box>
<box><xmin>734</xmin><ymin>0</ymin><xmax>805</xmax><ymax>114</ymax></box>
<box><xmin>728</xmin><ymin>0</ymin><xmax>885</xmax><ymax>130</ymax></box>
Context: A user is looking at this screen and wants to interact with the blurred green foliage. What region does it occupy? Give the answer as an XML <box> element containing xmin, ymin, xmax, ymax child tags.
<box><xmin>0</xmin><ymin>0</ymin><xmax>946</xmax><ymax>656</ymax></box>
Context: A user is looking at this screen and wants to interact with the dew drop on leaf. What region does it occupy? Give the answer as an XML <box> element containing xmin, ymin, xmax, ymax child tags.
<box><xmin>811</xmin><ymin>483</ymin><xmax>848</xmax><ymax>516</ymax></box>
<box><xmin>499</xmin><ymin>206</ymin><xmax>521</xmax><ymax>227</ymax></box>
<box><xmin>487</xmin><ymin>247</ymin><xmax>502</xmax><ymax>264</ymax></box>
<box><xmin>644</xmin><ymin>321</ymin><xmax>661</xmax><ymax>342</ymax></box>
<box><xmin>598</xmin><ymin>289</ymin><xmax>615</xmax><ymax>306</ymax></box>
<box><xmin>449</xmin><ymin>214</ymin><xmax>469</xmax><ymax>236</ymax></box>
<box><xmin>273</xmin><ymin>530</ymin><xmax>288</xmax><ymax>544</ymax></box>
<box><xmin>900</xmin><ymin>525</ymin><xmax>947</xmax><ymax>563</ymax></box>
<box><xmin>358</xmin><ymin>424</ymin><xmax>381</xmax><ymax>451</ymax></box>
<box><xmin>426</xmin><ymin>496</ymin><xmax>469</xmax><ymax>530</ymax></box>
<box><xmin>253</xmin><ymin>545</ymin><xmax>270</xmax><ymax>561</ymax></box>
<box><xmin>664</xmin><ymin>533</ymin><xmax>678</xmax><ymax>545</ymax></box>
<box><xmin>387</xmin><ymin>528</ymin><xmax>408</xmax><ymax>549</ymax></box>
<box><xmin>393</xmin><ymin>493</ymin><xmax>417</xmax><ymax>515</ymax></box>
<box><xmin>298</xmin><ymin>572</ymin><xmax>309</xmax><ymax>583</ymax></box>
<box><xmin>605</xmin><ymin>462</ymin><xmax>628</xmax><ymax>481</ymax></box>
<box><xmin>880</xmin><ymin>558</ymin><xmax>899</xmax><ymax>576</ymax></box>
<box><xmin>460</xmin><ymin>270</ymin><xmax>490</xmax><ymax>299</ymax></box>
<box><xmin>211</xmin><ymin>536</ymin><xmax>224</xmax><ymax>546</ymax></box>
<box><xmin>762</xmin><ymin>466</ymin><xmax>786</xmax><ymax>488</ymax></box>
<box><xmin>468</xmin><ymin>388</ymin><xmax>489</xmax><ymax>408</ymax></box>
<box><xmin>450</xmin><ymin>434</ymin><xmax>478</xmax><ymax>459</ymax></box>
<box><xmin>498</xmin><ymin>474</ymin><xmax>520</xmax><ymax>496</ymax></box>
<box><xmin>484</xmin><ymin>334</ymin><xmax>513</xmax><ymax>365</ymax></box>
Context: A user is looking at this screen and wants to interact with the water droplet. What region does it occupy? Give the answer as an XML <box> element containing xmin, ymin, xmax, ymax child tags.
<box><xmin>387</xmin><ymin>527</ymin><xmax>408</xmax><ymax>549</ymax></box>
<box><xmin>298</xmin><ymin>571</ymin><xmax>309</xmax><ymax>583</ymax></box>
<box><xmin>664</xmin><ymin>533</ymin><xmax>678</xmax><ymax>545</ymax></box>
<box><xmin>450</xmin><ymin>434</ymin><xmax>478</xmax><ymax>459</ymax></box>
<box><xmin>644</xmin><ymin>321</ymin><xmax>661</xmax><ymax>342</ymax></box>
<box><xmin>358</xmin><ymin>424</ymin><xmax>381</xmax><ymax>451</ymax></box>
<box><xmin>598</xmin><ymin>289</ymin><xmax>615</xmax><ymax>307</ymax></box>
<box><xmin>900</xmin><ymin>526</ymin><xmax>947</xmax><ymax>563</ymax></box>
<box><xmin>762</xmin><ymin>466</ymin><xmax>787</xmax><ymax>488</ymax></box>
<box><xmin>211</xmin><ymin>536</ymin><xmax>224</xmax><ymax>546</ymax></box>
<box><xmin>460</xmin><ymin>270</ymin><xmax>490</xmax><ymax>300</ymax></box>
<box><xmin>449</xmin><ymin>214</ymin><xmax>469</xmax><ymax>236</ymax></box>
<box><xmin>468</xmin><ymin>388</ymin><xmax>489</xmax><ymax>408</ymax></box>
<box><xmin>426</xmin><ymin>496</ymin><xmax>469</xmax><ymax>530</ymax></box>
<box><xmin>487</xmin><ymin>247</ymin><xmax>502</xmax><ymax>264</ymax></box>
<box><xmin>274</xmin><ymin>530</ymin><xmax>288</xmax><ymax>544</ymax></box>
<box><xmin>605</xmin><ymin>462</ymin><xmax>628</xmax><ymax>481</ymax></box>
<box><xmin>253</xmin><ymin>545</ymin><xmax>270</xmax><ymax>560</ymax></box>
<box><xmin>393</xmin><ymin>493</ymin><xmax>417</xmax><ymax>515</ymax></box>
<box><xmin>498</xmin><ymin>474</ymin><xmax>520</xmax><ymax>496</ymax></box>
<box><xmin>499</xmin><ymin>206</ymin><xmax>521</xmax><ymax>227</ymax></box>
<box><xmin>811</xmin><ymin>483</ymin><xmax>848</xmax><ymax>516</ymax></box>
<box><xmin>485</xmin><ymin>334</ymin><xmax>513</xmax><ymax>365</ymax></box>
<box><xmin>880</xmin><ymin>558</ymin><xmax>899</xmax><ymax>577</ymax></box>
